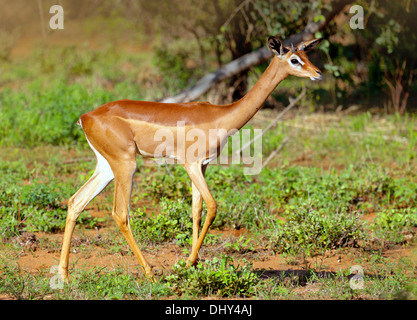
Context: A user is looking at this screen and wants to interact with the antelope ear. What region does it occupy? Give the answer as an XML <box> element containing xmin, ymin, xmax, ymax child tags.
<box><xmin>298</xmin><ymin>38</ymin><xmax>323</xmax><ymax>52</ymax></box>
<box><xmin>268</xmin><ymin>36</ymin><xmax>289</xmax><ymax>58</ymax></box>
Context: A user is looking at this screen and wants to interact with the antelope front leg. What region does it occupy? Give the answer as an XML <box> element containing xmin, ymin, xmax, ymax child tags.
<box><xmin>111</xmin><ymin>160</ymin><xmax>154</xmax><ymax>280</ymax></box>
<box><xmin>190</xmin><ymin>164</ymin><xmax>207</xmax><ymax>257</ymax></box>
<box><xmin>184</xmin><ymin>163</ymin><xmax>216</xmax><ymax>267</ymax></box>
<box><xmin>191</xmin><ymin>181</ymin><xmax>203</xmax><ymax>256</ymax></box>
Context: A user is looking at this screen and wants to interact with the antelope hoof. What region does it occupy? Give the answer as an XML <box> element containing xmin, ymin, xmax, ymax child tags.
<box><xmin>145</xmin><ymin>271</ymin><xmax>157</xmax><ymax>283</ymax></box>
<box><xmin>142</xmin><ymin>265</ymin><xmax>156</xmax><ymax>282</ymax></box>
<box><xmin>186</xmin><ymin>257</ymin><xmax>198</xmax><ymax>268</ymax></box>
<box><xmin>58</xmin><ymin>266</ymin><xmax>69</xmax><ymax>284</ymax></box>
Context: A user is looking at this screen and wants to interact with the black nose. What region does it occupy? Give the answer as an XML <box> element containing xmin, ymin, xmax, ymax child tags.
<box><xmin>316</xmin><ymin>71</ymin><xmax>322</xmax><ymax>75</ymax></box>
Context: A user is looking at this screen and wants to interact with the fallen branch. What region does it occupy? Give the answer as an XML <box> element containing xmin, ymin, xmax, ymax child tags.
<box><xmin>262</xmin><ymin>137</ymin><xmax>290</xmax><ymax>168</ymax></box>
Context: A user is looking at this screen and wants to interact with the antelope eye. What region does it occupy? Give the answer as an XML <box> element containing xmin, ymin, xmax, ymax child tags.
<box><xmin>291</xmin><ymin>59</ymin><xmax>299</xmax><ymax>64</ymax></box>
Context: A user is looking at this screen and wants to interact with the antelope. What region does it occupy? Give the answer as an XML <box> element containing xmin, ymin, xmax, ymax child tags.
<box><xmin>58</xmin><ymin>36</ymin><xmax>323</xmax><ymax>282</ymax></box>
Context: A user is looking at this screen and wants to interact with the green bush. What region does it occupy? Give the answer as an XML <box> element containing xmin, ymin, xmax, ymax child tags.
<box><xmin>130</xmin><ymin>198</ymin><xmax>193</xmax><ymax>245</ymax></box>
<box><xmin>140</xmin><ymin>165</ymin><xmax>190</xmax><ymax>200</ymax></box>
<box><xmin>0</xmin><ymin>177</ymin><xmax>99</xmax><ymax>237</ymax></box>
<box><xmin>270</xmin><ymin>205</ymin><xmax>364</xmax><ymax>255</ymax></box>
<box><xmin>165</xmin><ymin>256</ymin><xmax>259</xmax><ymax>297</ymax></box>
<box><xmin>0</xmin><ymin>82</ymin><xmax>114</xmax><ymax>147</ymax></box>
<box><xmin>372</xmin><ymin>208</ymin><xmax>417</xmax><ymax>244</ymax></box>
<box><xmin>69</xmin><ymin>268</ymin><xmax>153</xmax><ymax>300</ymax></box>
<box><xmin>153</xmin><ymin>45</ymin><xmax>199</xmax><ymax>93</ymax></box>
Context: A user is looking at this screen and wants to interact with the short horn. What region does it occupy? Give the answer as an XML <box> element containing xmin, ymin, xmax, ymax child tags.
<box><xmin>291</xmin><ymin>43</ymin><xmax>295</xmax><ymax>53</ymax></box>
<box><xmin>280</xmin><ymin>46</ymin><xmax>284</xmax><ymax>56</ymax></box>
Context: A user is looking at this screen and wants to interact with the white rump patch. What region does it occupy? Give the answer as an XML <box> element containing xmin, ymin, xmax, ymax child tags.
<box><xmin>86</xmin><ymin>138</ymin><xmax>115</xmax><ymax>184</ymax></box>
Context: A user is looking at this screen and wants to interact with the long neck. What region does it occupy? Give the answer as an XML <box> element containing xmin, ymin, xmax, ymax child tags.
<box><xmin>221</xmin><ymin>56</ymin><xmax>288</xmax><ymax>131</ymax></box>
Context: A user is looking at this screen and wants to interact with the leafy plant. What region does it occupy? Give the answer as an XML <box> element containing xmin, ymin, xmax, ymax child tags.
<box><xmin>270</xmin><ymin>205</ymin><xmax>364</xmax><ymax>255</ymax></box>
<box><xmin>0</xmin><ymin>262</ymin><xmax>52</xmax><ymax>300</ymax></box>
<box><xmin>130</xmin><ymin>198</ymin><xmax>193</xmax><ymax>245</ymax></box>
<box><xmin>371</xmin><ymin>208</ymin><xmax>417</xmax><ymax>244</ymax></box>
<box><xmin>223</xmin><ymin>236</ymin><xmax>254</xmax><ymax>254</ymax></box>
<box><xmin>165</xmin><ymin>256</ymin><xmax>259</xmax><ymax>297</ymax></box>
<box><xmin>0</xmin><ymin>177</ymin><xmax>99</xmax><ymax>237</ymax></box>
<box><xmin>153</xmin><ymin>45</ymin><xmax>198</xmax><ymax>93</ymax></box>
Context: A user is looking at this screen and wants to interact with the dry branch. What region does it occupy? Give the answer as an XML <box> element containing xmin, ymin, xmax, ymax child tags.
<box><xmin>262</xmin><ymin>137</ymin><xmax>290</xmax><ymax>167</ymax></box>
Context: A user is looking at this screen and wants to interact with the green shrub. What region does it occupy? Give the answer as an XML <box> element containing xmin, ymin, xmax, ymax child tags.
<box><xmin>130</xmin><ymin>198</ymin><xmax>193</xmax><ymax>245</ymax></box>
<box><xmin>140</xmin><ymin>165</ymin><xmax>190</xmax><ymax>200</ymax></box>
<box><xmin>0</xmin><ymin>82</ymin><xmax>114</xmax><ymax>147</ymax></box>
<box><xmin>0</xmin><ymin>177</ymin><xmax>99</xmax><ymax>237</ymax></box>
<box><xmin>372</xmin><ymin>208</ymin><xmax>417</xmax><ymax>244</ymax></box>
<box><xmin>165</xmin><ymin>256</ymin><xmax>259</xmax><ymax>297</ymax></box>
<box><xmin>270</xmin><ymin>204</ymin><xmax>364</xmax><ymax>255</ymax></box>
<box><xmin>153</xmin><ymin>45</ymin><xmax>198</xmax><ymax>93</ymax></box>
<box><xmin>68</xmin><ymin>268</ymin><xmax>155</xmax><ymax>300</ymax></box>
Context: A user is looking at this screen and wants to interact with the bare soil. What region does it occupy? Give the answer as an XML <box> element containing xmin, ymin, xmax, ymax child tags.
<box><xmin>2</xmin><ymin>218</ymin><xmax>414</xmax><ymax>300</ymax></box>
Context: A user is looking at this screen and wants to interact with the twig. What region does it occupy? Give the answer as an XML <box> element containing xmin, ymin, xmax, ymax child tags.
<box><xmin>62</xmin><ymin>157</ymin><xmax>94</xmax><ymax>164</ymax></box>
<box><xmin>249</xmin><ymin>0</ymin><xmax>272</xmax><ymax>34</ymax></box>
<box><xmin>262</xmin><ymin>137</ymin><xmax>290</xmax><ymax>167</ymax></box>
<box><xmin>164</xmin><ymin>162</ymin><xmax>173</xmax><ymax>177</ymax></box>
<box><xmin>366</xmin><ymin>144</ymin><xmax>374</xmax><ymax>165</ymax></box>
<box><xmin>236</xmin><ymin>88</ymin><xmax>305</xmax><ymax>156</ymax></box>
<box><xmin>349</xmin><ymin>132</ymin><xmax>409</xmax><ymax>144</ymax></box>
<box><xmin>37</xmin><ymin>0</ymin><xmax>46</xmax><ymax>39</ymax></box>
<box><xmin>221</xmin><ymin>0</ymin><xmax>252</xmax><ymax>29</ymax></box>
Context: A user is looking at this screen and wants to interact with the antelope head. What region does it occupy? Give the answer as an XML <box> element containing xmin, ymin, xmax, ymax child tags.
<box><xmin>268</xmin><ymin>36</ymin><xmax>323</xmax><ymax>81</ymax></box>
